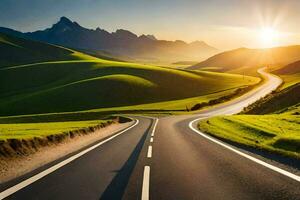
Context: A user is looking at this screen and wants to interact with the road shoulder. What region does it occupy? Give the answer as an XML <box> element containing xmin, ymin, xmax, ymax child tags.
<box><xmin>0</xmin><ymin>121</ymin><xmax>133</xmax><ymax>184</ymax></box>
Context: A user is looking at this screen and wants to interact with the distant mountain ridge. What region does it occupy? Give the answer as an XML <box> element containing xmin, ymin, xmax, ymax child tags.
<box><xmin>190</xmin><ymin>46</ymin><xmax>300</xmax><ymax>74</ymax></box>
<box><xmin>0</xmin><ymin>16</ymin><xmax>218</xmax><ymax>63</ymax></box>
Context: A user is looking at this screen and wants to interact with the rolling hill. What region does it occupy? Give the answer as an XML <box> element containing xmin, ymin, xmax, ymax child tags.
<box><xmin>242</xmin><ymin>58</ymin><xmax>300</xmax><ymax>114</ymax></box>
<box><xmin>190</xmin><ymin>46</ymin><xmax>300</xmax><ymax>75</ymax></box>
<box><xmin>271</xmin><ymin>60</ymin><xmax>300</xmax><ymax>89</ymax></box>
<box><xmin>0</xmin><ymin>33</ymin><xmax>258</xmax><ymax>116</ymax></box>
<box><xmin>273</xmin><ymin>60</ymin><xmax>300</xmax><ymax>75</ymax></box>
<box><xmin>242</xmin><ymin>83</ymin><xmax>300</xmax><ymax>114</ymax></box>
<box><xmin>0</xmin><ymin>17</ymin><xmax>218</xmax><ymax>64</ymax></box>
<box><xmin>0</xmin><ymin>32</ymin><xmax>84</xmax><ymax>67</ymax></box>
<box><xmin>198</xmin><ymin>60</ymin><xmax>300</xmax><ymax>159</ymax></box>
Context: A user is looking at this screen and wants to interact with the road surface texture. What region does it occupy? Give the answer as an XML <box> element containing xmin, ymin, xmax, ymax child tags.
<box><xmin>1</xmin><ymin>68</ymin><xmax>299</xmax><ymax>200</ymax></box>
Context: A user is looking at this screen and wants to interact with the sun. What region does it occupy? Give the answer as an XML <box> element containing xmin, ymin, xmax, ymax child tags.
<box><xmin>259</xmin><ymin>27</ymin><xmax>279</xmax><ymax>48</ymax></box>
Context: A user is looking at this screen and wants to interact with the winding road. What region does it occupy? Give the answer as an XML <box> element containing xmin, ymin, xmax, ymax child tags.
<box><xmin>1</xmin><ymin>68</ymin><xmax>300</xmax><ymax>200</ymax></box>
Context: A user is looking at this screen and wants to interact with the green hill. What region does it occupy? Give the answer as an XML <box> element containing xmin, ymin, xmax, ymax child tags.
<box><xmin>0</xmin><ymin>60</ymin><xmax>258</xmax><ymax>116</ymax></box>
<box><xmin>0</xmin><ymin>33</ymin><xmax>258</xmax><ymax>116</ymax></box>
<box><xmin>199</xmin><ymin>113</ymin><xmax>300</xmax><ymax>159</ymax></box>
<box><xmin>0</xmin><ymin>32</ymin><xmax>91</xmax><ymax>67</ymax></box>
<box><xmin>271</xmin><ymin>60</ymin><xmax>300</xmax><ymax>89</ymax></box>
<box><xmin>242</xmin><ymin>59</ymin><xmax>300</xmax><ymax>114</ymax></box>
<box><xmin>190</xmin><ymin>46</ymin><xmax>300</xmax><ymax>76</ymax></box>
<box><xmin>199</xmin><ymin>67</ymin><xmax>300</xmax><ymax>159</ymax></box>
<box><xmin>242</xmin><ymin>83</ymin><xmax>300</xmax><ymax>114</ymax></box>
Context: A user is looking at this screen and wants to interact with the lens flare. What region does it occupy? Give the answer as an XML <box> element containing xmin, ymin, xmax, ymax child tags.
<box><xmin>259</xmin><ymin>27</ymin><xmax>279</xmax><ymax>48</ymax></box>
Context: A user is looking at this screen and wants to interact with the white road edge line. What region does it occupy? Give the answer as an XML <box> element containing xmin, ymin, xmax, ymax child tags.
<box><xmin>189</xmin><ymin>118</ymin><xmax>300</xmax><ymax>183</ymax></box>
<box><xmin>151</xmin><ymin>118</ymin><xmax>158</xmax><ymax>137</ymax></box>
<box><xmin>141</xmin><ymin>166</ymin><xmax>150</xmax><ymax>200</ymax></box>
<box><xmin>0</xmin><ymin>119</ymin><xmax>140</xmax><ymax>200</ymax></box>
<box><xmin>147</xmin><ymin>146</ymin><xmax>152</xmax><ymax>158</ymax></box>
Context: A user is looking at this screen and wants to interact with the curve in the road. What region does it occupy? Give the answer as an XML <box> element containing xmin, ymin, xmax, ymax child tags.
<box><xmin>1</xmin><ymin>68</ymin><xmax>299</xmax><ymax>200</ymax></box>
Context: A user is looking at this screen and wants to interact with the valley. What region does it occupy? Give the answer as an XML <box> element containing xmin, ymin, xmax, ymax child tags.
<box><xmin>0</xmin><ymin>11</ymin><xmax>299</xmax><ymax>200</ymax></box>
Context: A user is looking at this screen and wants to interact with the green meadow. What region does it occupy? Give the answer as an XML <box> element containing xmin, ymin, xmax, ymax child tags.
<box><xmin>0</xmin><ymin>32</ymin><xmax>260</xmax><ymax>140</ymax></box>
<box><xmin>0</xmin><ymin>32</ymin><xmax>259</xmax><ymax>117</ymax></box>
<box><xmin>0</xmin><ymin>120</ymin><xmax>110</xmax><ymax>139</ymax></box>
<box><xmin>199</xmin><ymin>113</ymin><xmax>300</xmax><ymax>158</ymax></box>
<box><xmin>199</xmin><ymin>73</ymin><xmax>300</xmax><ymax>159</ymax></box>
<box><xmin>279</xmin><ymin>73</ymin><xmax>300</xmax><ymax>90</ymax></box>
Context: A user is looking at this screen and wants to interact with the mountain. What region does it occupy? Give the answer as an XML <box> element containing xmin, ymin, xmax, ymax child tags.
<box><xmin>190</xmin><ymin>46</ymin><xmax>300</xmax><ymax>75</ymax></box>
<box><xmin>0</xmin><ymin>16</ymin><xmax>218</xmax><ymax>63</ymax></box>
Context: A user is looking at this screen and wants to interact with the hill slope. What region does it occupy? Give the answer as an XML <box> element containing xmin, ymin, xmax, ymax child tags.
<box><xmin>0</xmin><ymin>33</ymin><xmax>258</xmax><ymax>116</ymax></box>
<box><xmin>0</xmin><ymin>32</ymin><xmax>86</xmax><ymax>67</ymax></box>
<box><xmin>190</xmin><ymin>46</ymin><xmax>300</xmax><ymax>75</ymax></box>
<box><xmin>242</xmin><ymin>83</ymin><xmax>300</xmax><ymax>114</ymax></box>
<box><xmin>273</xmin><ymin>60</ymin><xmax>300</xmax><ymax>75</ymax></box>
<box><xmin>200</xmin><ymin>80</ymin><xmax>300</xmax><ymax>159</ymax></box>
<box><xmin>0</xmin><ymin>60</ymin><xmax>258</xmax><ymax>116</ymax></box>
<box><xmin>0</xmin><ymin>17</ymin><xmax>218</xmax><ymax>63</ymax></box>
<box><xmin>271</xmin><ymin>60</ymin><xmax>300</xmax><ymax>89</ymax></box>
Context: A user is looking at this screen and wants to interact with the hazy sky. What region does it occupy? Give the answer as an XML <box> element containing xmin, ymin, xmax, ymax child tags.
<box><xmin>1</xmin><ymin>0</ymin><xmax>300</xmax><ymax>49</ymax></box>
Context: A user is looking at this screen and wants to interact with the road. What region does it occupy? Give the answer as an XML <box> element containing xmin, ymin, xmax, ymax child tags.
<box><xmin>1</xmin><ymin>68</ymin><xmax>300</xmax><ymax>200</ymax></box>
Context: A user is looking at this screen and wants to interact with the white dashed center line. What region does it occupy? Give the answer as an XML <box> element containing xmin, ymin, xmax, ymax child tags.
<box><xmin>151</xmin><ymin>118</ymin><xmax>158</xmax><ymax>137</ymax></box>
<box><xmin>141</xmin><ymin>118</ymin><xmax>158</xmax><ymax>200</ymax></box>
<box><xmin>147</xmin><ymin>146</ymin><xmax>152</xmax><ymax>158</ymax></box>
<box><xmin>141</xmin><ymin>166</ymin><xmax>150</xmax><ymax>200</ymax></box>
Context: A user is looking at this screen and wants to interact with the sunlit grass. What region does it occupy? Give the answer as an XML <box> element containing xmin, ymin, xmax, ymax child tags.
<box><xmin>199</xmin><ymin>114</ymin><xmax>300</xmax><ymax>158</ymax></box>
<box><xmin>279</xmin><ymin>73</ymin><xmax>300</xmax><ymax>90</ymax></box>
<box><xmin>0</xmin><ymin>120</ymin><xmax>108</xmax><ymax>139</ymax></box>
<box><xmin>0</xmin><ymin>59</ymin><xmax>258</xmax><ymax>116</ymax></box>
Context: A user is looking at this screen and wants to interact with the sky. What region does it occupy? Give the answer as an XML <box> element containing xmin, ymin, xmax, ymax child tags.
<box><xmin>1</xmin><ymin>0</ymin><xmax>300</xmax><ymax>50</ymax></box>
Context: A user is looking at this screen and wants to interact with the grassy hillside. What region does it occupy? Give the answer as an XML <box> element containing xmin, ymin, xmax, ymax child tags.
<box><xmin>0</xmin><ymin>33</ymin><xmax>259</xmax><ymax>116</ymax></box>
<box><xmin>272</xmin><ymin>60</ymin><xmax>300</xmax><ymax>89</ymax></box>
<box><xmin>0</xmin><ymin>120</ymin><xmax>110</xmax><ymax>139</ymax></box>
<box><xmin>0</xmin><ymin>32</ymin><xmax>93</xmax><ymax>67</ymax></box>
<box><xmin>199</xmin><ymin>114</ymin><xmax>300</xmax><ymax>159</ymax></box>
<box><xmin>190</xmin><ymin>46</ymin><xmax>300</xmax><ymax>75</ymax></box>
<box><xmin>241</xmin><ymin>59</ymin><xmax>300</xmax><ymax>114</ymax></box>
<box><xmin>242</xmin><ymin>83</ymin><xmax>300</xmax><ymax>114</ymax></box>
<box><xmin>0</xmin><ymin>59</ymin><xmax>258</xmax><ymax>116</ymax></box>
<box><xmin>273</xmin><ymin>60</ymin><xmax>300</xmax><ymax>75</ymax></box>
<box><xmin>0</xmin><ymin>33</ymin><xmax>262</xmax><ymax>146</ymax></box>
<box><xmin>199</xmin><ymin>74</ymin><xmax>300</xmax><ymax>159</ymax></box>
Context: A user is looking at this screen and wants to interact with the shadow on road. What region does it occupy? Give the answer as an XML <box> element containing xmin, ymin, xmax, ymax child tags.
<box><xmin>99</xmin><ymin>119</ymin><xmax>153</xmax><ymax>200</ymax></box>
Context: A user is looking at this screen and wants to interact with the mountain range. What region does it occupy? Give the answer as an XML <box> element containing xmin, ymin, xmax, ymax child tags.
<box><xmin>0</xmin><ymin>17</ymin><xmax>218</xmax><ymax>63</ymax></box>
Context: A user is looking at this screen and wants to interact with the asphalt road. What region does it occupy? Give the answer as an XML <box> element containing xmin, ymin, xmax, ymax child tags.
<box><xmin>1</xmin><ymin>68</ymin><xmax>300</xmax><ymax>200</ymax></box>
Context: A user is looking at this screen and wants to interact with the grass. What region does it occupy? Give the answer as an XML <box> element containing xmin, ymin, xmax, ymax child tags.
<box><xmin>0</xmin><ymin>32</ymin><xmax>259</xmax><ymax>116</ymax></box>
<box><xmin>123</xmin><ymin>88</ymin><xmax>239</xmax><ymax>110</ymax></box>
<box><xmin>0</xmin><ymin>32</ymin><xmax>87</xmax><ymax>67</ymax></box>
<box><xmin>202</xmin><ymin>73</ymin><xmax>300</xmax><ymax>160</ymax></box>
<box><xmin>279</xmin><ymin>73</ymin><xmax>300</xmax><ymax>90</ymax></box>
<box><xmin>0</xmin><ymin>88</ymin><xmax>244</xmax><ymax>124</ymax></box>
<box><xmin>0</xmin><ymin>118</ymin><xmax>120</xmax><ymax>157</ymax></box>
<box><xmin>0</xmin><ymin>33</ymin><xmax>261</xmax><ymax>143</ymax></box>
<box><xmin>242</xmin><ymin>83</ymin><xmax>300</xmax><ymax>114</ymax></box>
<box><xmin>0</xmin><ymin>120</ymin><xmax>109</xmax><ymax>140</ymax></box>
<box><xmin>0</xmin><ymin>59</ymin><xmax>258</xmax><ymax>116</ymax></box>
<box><xmin>199</xmin><ymin>113</ymin><xmax>300</xmax><ymax>159</ymax></box>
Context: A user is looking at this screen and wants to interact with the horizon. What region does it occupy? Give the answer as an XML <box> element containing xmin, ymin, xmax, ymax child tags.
<box><xmin>1</xmin><ymin>0</ymin><xmax>300</xmax><ymax>50</ymax></box>
<box><xmin>0</xmin><ymin>1</ymin><xmax>300</xmax><ymax>198</ymax></box>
